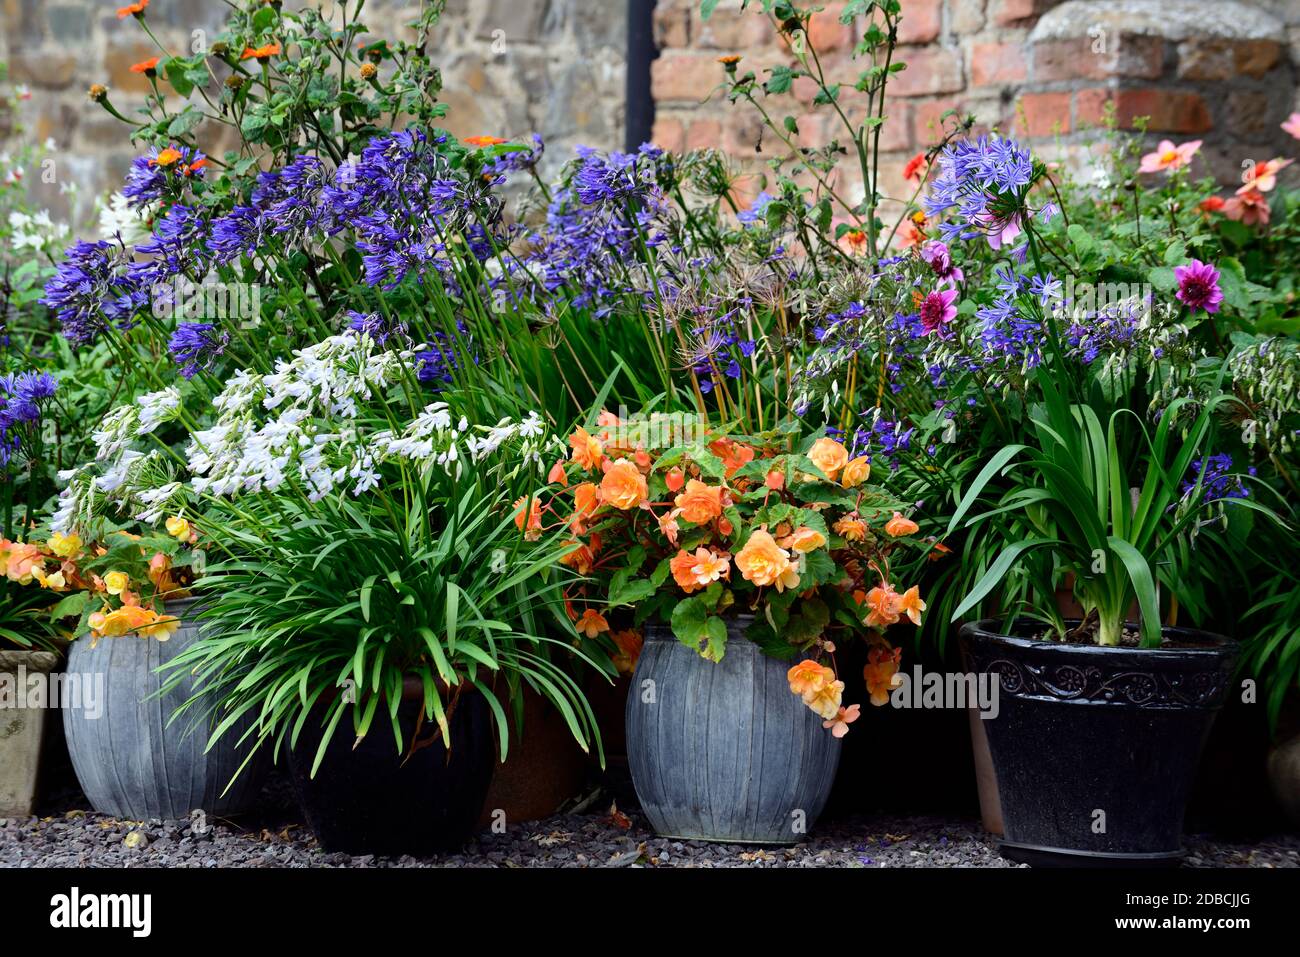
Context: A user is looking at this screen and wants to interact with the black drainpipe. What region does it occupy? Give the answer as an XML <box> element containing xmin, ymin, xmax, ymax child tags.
<box><xmin>626</xmin><ymin>0</ymin><xmax>658</xmax><ymax>150</ymax></box>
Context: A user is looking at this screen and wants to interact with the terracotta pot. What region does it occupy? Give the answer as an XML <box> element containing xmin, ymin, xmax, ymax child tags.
<box><xmin>0</xmin><ymin>649</ymin><xmax>60</xmax><ymax>816</ymax></box>
<box><xmin>1267</xmin><ymin>732</ymin><xmax>1300</xmax><ymax>828</ymax></box>
<box><xmin>967</xmin><ymin>705</ymin><xmax>1004</xmax><ymax>835</ymax></box>
<box><xmin>477</xmin><ymin>685</ymin><xmax>589</xmax><ymax>827</ymax></box>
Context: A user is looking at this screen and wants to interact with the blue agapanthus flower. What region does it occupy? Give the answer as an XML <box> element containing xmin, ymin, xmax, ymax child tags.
<box><xmin>0</xmin><ymin>370</ymin><xmax>57</xmax><ymax>466</ymax></box>
<box><xmin>168</xmin><ymin>322</ymin><xmax>231</xmax><ymax>378</ymax></box>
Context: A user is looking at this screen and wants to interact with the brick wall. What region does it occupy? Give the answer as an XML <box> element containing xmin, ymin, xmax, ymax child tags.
<box><xmin>0</xmin><ymin>0</ymin><xmax>627</xmax><ymax>225</ymax></box>
<box><xmin>650</xmin><ymin>0</ymin><xmax>1299</xmax><ymax>206</ymax></box>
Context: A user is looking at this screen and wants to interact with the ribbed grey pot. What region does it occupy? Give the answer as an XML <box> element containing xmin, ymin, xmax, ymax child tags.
<box><xmin>63</xmin><ymin>597</ymin><xmax>268</xmax><ymax>820</ymax></box>
<box><xmin>625</xmin><ymin>619</ymin><xmax>841</xmax><ymax>844</ymax></box>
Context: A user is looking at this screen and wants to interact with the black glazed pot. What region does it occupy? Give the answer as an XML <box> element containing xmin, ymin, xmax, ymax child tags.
<box><xmin>960</xmin><ymin>619</ymin><xmax>1237</xmax><ymax>867</ymax></box>
<box><xmin>288</xmin><ymin>681</ymin><xmax>495</xmax><ymax>856</ymax></box>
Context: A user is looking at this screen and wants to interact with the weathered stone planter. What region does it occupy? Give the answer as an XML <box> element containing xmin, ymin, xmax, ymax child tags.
<box><xmin>0</xmin><ymin>649</ymin><xmax>60</xmax><ymax>817</ymax></box>
<box><xmin>626</xmin><ymin>619</ymin><xmax>841</xmax><ymax>844</ymax></box>
<box><xmin>62</xmin><ymin>597</ymin><xmax>268</xmax><ymax>820</ymax></box>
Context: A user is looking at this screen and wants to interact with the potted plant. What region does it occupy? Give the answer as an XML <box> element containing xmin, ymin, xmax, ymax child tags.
<box><xmin>946</xmin><ymin>303</ymin><xmax>1278</xmax><ymax>864</ymax></box>
<box><xmin>57</xmin><ymin>332</ymin><xmax>606</xmax><ymax>855</ymax></box>
<box><xmin>44</xmin><ymin>521</ymin><xmax>272</xmax><ymax>821</ymax></box>
<box><xmin>543</xmin><ymin>415</ymin><xmax>928</xmax><ymax>843</ymax></box>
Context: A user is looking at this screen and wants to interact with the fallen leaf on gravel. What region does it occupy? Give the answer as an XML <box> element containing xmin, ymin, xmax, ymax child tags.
<box><xmin>123</xmin><ymin>831</ymin><xmax>148</xmax><ymax>849</ymax></box>
<box><xmin>606</xmin><ymin>801</ymin><xmax>632</xmax><ymax>830</ymax></box>
<box><xmin>884</xmin><ymin>833</ymin><xmax>910</xmax><ymax>842</ymax></box>
<box><xmin>64</xmin><ymin>810</ymin><xmax>86</xmax><ymax>819</ymax></box>
<box><xmin>739</xmin><ymin>850</ymin><xmax>774</xmax><ymax>862</ymax></box>
<box><xmin>529</xmin><ymin>830</ymin><xmax>572</xmax><ymax>847</ymax></box>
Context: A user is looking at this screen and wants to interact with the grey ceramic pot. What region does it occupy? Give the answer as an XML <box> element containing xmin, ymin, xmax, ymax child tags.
<box><xmin>625</xmin><ymin>618</ymin><xmax>841</xmax><ymax>844</ymax></box>
<box><xmin>63</xmin><ymin>597</ymin><xmax>268</xmax><ymax>820</ymax></box>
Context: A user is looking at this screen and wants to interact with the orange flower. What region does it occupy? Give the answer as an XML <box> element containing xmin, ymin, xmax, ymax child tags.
<box><xmin>823</xmin><ymin>703</ymin><xmax>860</xmax><ymax>737</ymax></box>
<box><xmin>833</xmin><ymin>516</ymin><xmax>867</xmax><ymax>542</ymax></box>
<box><xmin>1238</xmin><ymin>157</ymin><xmax>1293</xmax><ymax>195</ymax></box>
<box><xmin>884</xmin><ymin>510</ymin><xmax>919</xmax><ymax>537</ymax></box>
<box><xmin>575</xmin><ymin>609</ymin><xmax>609</xmax><ymax>639</ymax></box>
<box><xmin>807</xmin><ymin>436</ymin><xmax>849</xmax><ymax>481</ymax></box>
<box><xmin>841</xmin><ymin>455</ymin><xmax>870</xmax><ymax>488</ymax></box>
<box><xmin>129</xmin><ymin>56</ymin><xmax>161</xmax><ymax>74</ymax></box>
<box><xmin>864</xmin><ymin>646</ymin><xmax>902</xmax><ymax>706</ymax></box>
<box><xmin>899</xmin><ymin>585</ymin><xmax>926</xmax><ymax>626</ymax></box>
<box><xmin>841</xmin><ymin>228</ymin><xmax>869</xmax><ymax>256</ymax></box>
<box><xmin>512</xmin><ymin>495</ymin><xmax>543</xmax><ymax>540</ymax></box>
<box><xmin>674</xmin><ymin>479</ymin><xmax>723</xmax><ymax>525</ymax></box>
<box><xmin>764</xmin><ymin>468</ymin><xmax>785</xmax><ymax>491</ymax></box>
<box><xmin>664</xmin><ymin>467</ymin><xmax>685</xmax><ymax>492</ymax></box>
<box><xmin>708</xmin><ymin>438</ymin><xmax>754</xmax><ymax>477</ymax></box>
<box><xmin>735</xmin><ymin>529</ymin><xmax>798</xmax><ymax>591</ymax></box>
<box><xmin>241</xmin><ymin>42</ymin><xmax>282</xmax><ymax>60</ymax></box>
<box><xmin>559</xmin><ymin>539</ymin><xmax>596</xmax><ymax>575</ymax></box>
<box><xmin>610</xmin><ymin>629</ymin><xmax>643</xmax><ymax>675</ymax></box>
<box><xmin>599</xmin><ymin>459</ymin><xmax>648</xmax><ymax>510</ymax></box>
<box><xmin>2</xmin><ymin>540</ymin><xmax>44</xmax><ymax>584</ymax></box>
<box><xmin>148</xmin><ymin>551</ymin><xmax>178</xmax><ymax>592</ymax></box>
<box><xmin>903</xmin><ymin>151</ymin><xmax>927</xmax><ymax>181</ymax></box>
<box><xmin>116</xmin><ymin>0</ymin><xmax>148</xmax><ymax>17</ymax></box>
<box><xmin>670</xmin><ymin>547</ymin><xmax>730</xmax><ymax>594</ymax></box>
<box><xmin>717</xmin><ymin>54</ymin><xmax>742</xmax><ymax>65</ymax></box>
<box><xmin>1198</xmin><ymin>195</ymin><xmax>1226</xmax><ymax>214</ymax></box>
<box><xmin>1223</xmin><ymin>188</ymin><xmax>1271</xmax><ymax>226</ymax></box>
<box><xmin>152</xmin><ymin>147</ymin><xmax>182</xmax><ymax>168</ymax></box>
<box><xmin>658</xmin><ymin>509</ymin><xmax>680</xmax><ymax>546</ymax></box>
<box><xmin>863</xmin><ymin>583</ymin><xmax>902</xmax><ymax>628</ymax></box>
<box><xmin>926</xmin><ymin>540</ymin><xmax>952</xmax><ymax>562</ymax></box>
<box><xmin>548</xmin><ymin>460</ymin><xmax>568</xmax><ymax>485</ymax></box>
<box><xmin>786</xmin><ymin>660</ymin><xmax>843</xmax><ymax>720</ymax></box>
<box><xmin>571</xmin><ymin>481</ymin><xmax>599</xmax><ymax>532</ymax></box>
<box><xmin>464</xmin><ymin>135</ymin><xmax>507</xmax><ymax>147</ymax></box>
<box><xmin>781</xmin><ymin>527</ymin><xmax>825</xmax><ymax>553</ymax></box>
<box><xmin>568</xmin><ymin>427</ymin><xmax>604</xmax><ymax>470</ymax></box>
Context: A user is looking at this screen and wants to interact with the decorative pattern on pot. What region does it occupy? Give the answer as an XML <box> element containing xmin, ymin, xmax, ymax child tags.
<box><xmin>961</xmin><ymin>620</ymin><xmax>1237</xmax><ymax>867</ymax></box>
<box><xmin>62</xmin><ymin>598</ymin><xmax>268</xmax><ymax>821</ymax></box>
<box><xmin>626</xmin><ymin>621</ymin><xmax>841</xmax><ymax>844</ymax></box>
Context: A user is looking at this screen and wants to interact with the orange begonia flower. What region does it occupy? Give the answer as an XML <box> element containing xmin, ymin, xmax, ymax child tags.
<box><xmin>673</xmin><ymin>479</ymin><xmax>723</xmax><ymax>525</ymax></box>
<box><xmin>568</xmin><ymin>426</ymin><xmax>603</xmax><ymax>470</ymax></box>
<box><xmin>864</xmin><ymin>583</ymin><xmax>902</xmax><ymax>628</ymax></box>
<box><xmin>834</xmin><ymin>516</ymin><xmax>867</xmax><ymax>542</ymax></box>
<box><xmin>864</xmin><ymin>646</ymin><xmax>902</xmax><ymax>706</ymax></box>
<box><xmin>575</xmin><ymin>609</ymin><xmax>609</xmax><ymax>639</ymax></box>
<box><xmin>884</xmin><ymin>510</ymin><xmax>919</xmax><ymax>537</ymax></box>
<box><xmin>807</xmin><ymin>436</ymin><xmax>849</xmax><ymax>481</ymax></box>
<box><xmin>599</xmin><ymin>459</ymin><xmax>648</xmax><ymax>510</ymax></box>
<box><xmin>512</xmin><ymin>495</ymin><xmax>543</xmax><ymax>540</ymax></box>
<box><xmin>841</xmin><ymin>455</ymin><xmax>870</xmax><ymax>487</ymax></box>
<box><xmin>735</xmin><ymin>529</ymin><xmax>798</xmax><ymax>592</ymax></box>
<box><xmin>823</xmin><ymin>703</ymin><xmax>861</xmax><ymax>737</ymax></box>
<box><xmin>899</xmin><ymin>585</ymin><xmax>926</xmax><ymax>626</ymax></box>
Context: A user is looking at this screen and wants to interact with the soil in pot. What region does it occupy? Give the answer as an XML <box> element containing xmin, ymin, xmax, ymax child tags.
<box><xmin>625</xmin><ymin>618</ymin><xmax>840</xmax><ymax>844</ymax></box>
<box><xmin>62</xmin><ymin>598</ymin><xmax>269</xmax><ymax>821</ymax></box>
<box><xmin>961</xmin><ymin>619</ymin><xmax>1237</xmax><ymax>867</ymax></box>
<box><xmin>288</xmin><ymin>681</ymin><xmax>495</xmax><ymax>856</ymax></box>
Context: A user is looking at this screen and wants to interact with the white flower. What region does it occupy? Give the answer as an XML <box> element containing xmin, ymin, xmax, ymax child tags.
<box><xmin>135</xmin><ymin>387</ymin><xmax>183</xmax><ymax>435</ymax></box>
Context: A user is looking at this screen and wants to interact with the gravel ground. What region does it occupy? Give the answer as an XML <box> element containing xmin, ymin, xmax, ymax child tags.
<box><xmin>2</xmin><ymin>778</ymin><xmax>1297</xmax><ymax>868</ymax></box>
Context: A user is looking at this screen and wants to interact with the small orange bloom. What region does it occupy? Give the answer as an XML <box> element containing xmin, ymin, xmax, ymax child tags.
<box><xmin>559</xmin><ymin>539</ymin><xmax>596</xmax><ymax>575</ymax></box>
<box><xmin>670</xmin><ymin>547</ymin><xmax>730</xmax><ymax>594</ymax></box>
<box><xmin>899</xmin><ymin>585</ymin><xmax>926</xmax><ymax>626</ymax></box>
<box><xmin>610</xmin><ymin>629</ymin><xmax>643</xmax><ymax>675</ymax></box>
<box><xmin>841</xmin><ymin>229</ymin><xmax>869</xmax><ymax>256</ymax></box>
<box><xmin>241</xmin><ymin>42</ymin><xmax>282</xmax><ymax>60</ymax></box>
<box><xmin>708</xmin><ymin>438</ymin><xmax>754</xmax><ymax>477</ymax></box>
<box><xmin>129</xmin><ymin>56</ymin><xmax>161</xmax><ymax>74</ymax></box>
<box><xmin>568</xmin><ymin>427</ymin><xmax>604</xmax><ymax>470</ymax></box>
<box><xmin>884</xmin><ymin>511</ymin><xmax>919</xmax><ymax>537</ymax></box>
<box><xmin>152</xmin><ymin>147</ymin><xmax>182</xmax><ymax>168</ymax></box>
<box><xmin>864</xmin><ymin>646</ymin><xmax>902</xmax><ymax>706</ymax></box>
<box><xmin>664</xmin><ymin>467</ymin><xmax>685</xmax><ymax>492</ymax></box>
<box><xmin>764</xmin><ymin>468</ymin><xmax>785</xmax><ymax>491</ymax></box>
<box><xmin>512</xmin><ymin>495</ymin><xmax>543</xmax><ymax>540</ymax></box>
<box><xmin>599</xmin><ymin>459</ymin><xmax>648</xmax><ymax>510</ymax></box>
<box><xmin>807</xmin><ymin>436</ymin><xmax>849</xmax><ymax>481</ymax></box>
<box><xmin>116</xmin><ymin>0</ymin><xmax>148</xmax><ymax>18</ymax></box>
<box><xmin>781</xmin><ymin>527</ymin><xmax>826</xmax><ymax>553</ymax></box>
<box><xmin>786</xmin><ymin>660</ymin><xmax>843</xmax><ymax>720</ymax></box>
<box><xmin>735</xmin><ymin>529</ymin><xmax>798</xmax><ymax>591</ymax></box>
<box><xmin>1198</xmin><ymin>195</ymin><xmax>1226</xmax><ymax>214</ymax></box>
<box><xmin>841</xmin><ymin>455</ymin><xmax>870</xmax><ymax>488</ymax></box>
<box><xmin>864</xmin><ymin>583</ymin><xmax>902</xmax><ymax>628</ymax></box>
<box><xmin>823</xmin><ymin>703</ymin><xmax>860</xmax><ymax>737</ymax></box>
<box><xmin>717</xmin><ymin>55</ymin><xmax>742</xmax><ymax>65</ymax></box>
<box><xmin>674</xmin><ymin>479</ymin><xmax>723</xmax><ymax>525</ymax></box>
<box><xmin>834</xmin><ymin>516</ymin><xmax>867</xmax><ymax>542</ymax></box>
<box><xmin>903</xmin><ymin>151</ymin><xmax>927</xmax><ymax>181</ymax></box>
<box><xmin>926</xmin><ymin>540</ymin><xmax>952</xmax><ymax>562</ymax></box>
<box><xmin>571</xmin><ymin>481</ymin><xmax>599</xmax><ymax>532</ymax></box>
<box><xmin>548</xmin><ymin>460</ymin><xmax>568</xmax><ymax>485</ymax></box>
<box><xmin>464</xmin><ymin>135</ymin><xmax>507</xmax><ymax>147</ymax></box>
<box><xmin>575</xmin><ymin>609</ymin><xmax>610</xmax><ymax>639</ymax></box>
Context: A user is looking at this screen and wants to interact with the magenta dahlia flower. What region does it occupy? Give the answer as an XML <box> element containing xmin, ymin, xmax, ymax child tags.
<box><xmin>1174</xmin><ymin>259</ymin><xmax>1224</xmax><ymax>314</ymax></box>
<box><xmin>919</xmin><ymin>288</ymin><xmax>959</xmax><ymax>336</ymax></box>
